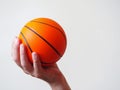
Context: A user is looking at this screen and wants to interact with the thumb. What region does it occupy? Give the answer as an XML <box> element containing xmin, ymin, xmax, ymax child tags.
<box><xmin>32</xmin><ymin>52</ymin><xmax>43</xmax><ymax>72</ymax></box>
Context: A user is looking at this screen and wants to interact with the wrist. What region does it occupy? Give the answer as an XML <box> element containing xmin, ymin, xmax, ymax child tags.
<box><xmin>49</xmin><ymin>74</ymin><xmax>71</xmax><ymax>90</ymax></box>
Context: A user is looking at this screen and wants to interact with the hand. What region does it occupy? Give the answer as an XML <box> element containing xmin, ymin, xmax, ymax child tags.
<box><xmin>11</xmin><ymin>37</ymin><xmax>71</xmax><ymax>90</ymax></box>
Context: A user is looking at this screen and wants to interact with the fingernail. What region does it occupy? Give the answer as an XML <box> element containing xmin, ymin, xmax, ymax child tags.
<box><xmin>15</xmin><ymin>37</ymin><xmax>20</xmax><ymax>44</ymax></box>
<box><xmin>20</xmin><ymin>44</ymin><xmax>24</xmax><ymax>51</ymax></box>
<box><xmin>32</xmin><ymin>52</ymin><xmax>37</xmax><ymax>59</ymax></box>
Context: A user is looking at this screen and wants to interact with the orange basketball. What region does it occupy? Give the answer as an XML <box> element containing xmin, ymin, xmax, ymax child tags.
<box><xmin>19</xmin><ymin>18</ymin><xmax>67</xmax><ymax>66</ymax></box>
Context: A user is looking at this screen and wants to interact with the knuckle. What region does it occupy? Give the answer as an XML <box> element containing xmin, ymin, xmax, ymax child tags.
<box><xmin>14</xmin><ymin>57</ymin><xmax>19</xmax><ymax>63</ymax></box>
<box><xmin>23</xmin><ymin>70</ymin><xmax>29</xmax><ymax>74</ymax></box>
<box><xmin>22</xmin><ymin>68</ymin><xmax>32</xmax><ymax>74</ymax></box>
<box><xmin>22</xmin><ymin>67</ymin><xmax>28</xmax><ymax>72</ymax></box>
<box><xmin>14</xmin><ymin>58</ymin><xmax>18</xmax><ymax>62</ymax></box>
<box><xmin>13</xmin><ymin>55</ymin><xmax>18</xmax><ymax>61</ymax></box>
<box><xmin>32</xmin><ymin>71</ymin><xmax>41</xmax><ymax>78</ymax></box>
<box><xmin>21</xmin><ymin>64</ymin><xmax>29</xmax><ymax>71</ymax></box>
<box><xmin>21</xmin><ymin>63</ymin><xmax>27</xmax><ymax>68</ymax></box>
<box><xmin>34</xmin><ymin>73</ymin><xmax>40</xmax><ymax>78</ymax></box>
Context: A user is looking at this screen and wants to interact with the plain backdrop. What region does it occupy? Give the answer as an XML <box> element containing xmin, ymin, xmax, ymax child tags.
<box><xmin>0</xmin><ymin>0</ymin><xmax>120</xmax><ymax>90</ymax></box>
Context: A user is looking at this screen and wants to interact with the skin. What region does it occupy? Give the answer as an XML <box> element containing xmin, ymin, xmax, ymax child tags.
<box><xmin>11</xmin><ymin>37</ymin><xmax>71</xmax><ymax>90</ymax></box>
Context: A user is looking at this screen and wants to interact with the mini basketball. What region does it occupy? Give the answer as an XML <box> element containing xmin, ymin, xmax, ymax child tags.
<box><xmin>19</xmin><ymin>18</ymin><xmax>67</xmax><ymax>65</ymax></box>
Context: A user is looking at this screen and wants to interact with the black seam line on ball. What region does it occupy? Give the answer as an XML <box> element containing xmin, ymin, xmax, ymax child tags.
<box><xmin>24</xmin><ymin>26</ymin><xmax>62</xmax><ymax>57</ymax></box>
<box><xmin>31</xmin><ymin>21</ymin><xmax>67</xmax><ymax>44</ymax></box>
<box><xmin>20</xmin><ymin>32</ymin><xmax>57</xmax><ymax>65</ymax></box>
<box><xmin>20</xmin><ymin>32</ymin><xmax>33</xmax><ymax>53</ymax></box>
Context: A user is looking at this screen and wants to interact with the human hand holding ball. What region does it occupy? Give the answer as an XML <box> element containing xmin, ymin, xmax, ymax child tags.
<box><xmin>11</xmin><ymin>18</ymin><xmax>71</xmax><ymax>90</ymax></box>
<box><xmin>19</xmin><ymin>18</ymin><xmax>67</xmax><ymax>66</ymax></box>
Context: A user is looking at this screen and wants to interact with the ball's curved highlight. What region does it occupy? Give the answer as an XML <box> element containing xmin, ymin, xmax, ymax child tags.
<box><xmin>19</xmin><ymin>18</ymin><xmax>67</xmax><ymax>65</ymax></box>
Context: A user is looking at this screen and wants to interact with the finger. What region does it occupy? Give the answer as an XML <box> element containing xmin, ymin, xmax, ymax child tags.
<box><xmin>11</xmin><ymin>37</ymin><xmax>21</xmax><ymax>67</ymax></box>
<box><xmin>20</xmin><ymin>44</ymin><xmax>33</xmax><ymax>74</ymax></box>
<box><xmin>32</xmin><ymin>52</ymin><xmax>43</xmax><ymax>77</ymax></box>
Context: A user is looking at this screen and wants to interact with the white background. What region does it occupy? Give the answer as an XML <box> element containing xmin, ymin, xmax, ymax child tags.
<box><xmin>0</xmin><ymin>0</ymin><xmax>120</xmax><ymax>90</ymax></box>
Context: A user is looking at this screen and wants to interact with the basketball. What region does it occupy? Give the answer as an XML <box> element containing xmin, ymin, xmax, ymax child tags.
<box><xmin>19</xmin><ymin>18</ymin><xmax>67</xmax><ymax>65</ymax></box>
